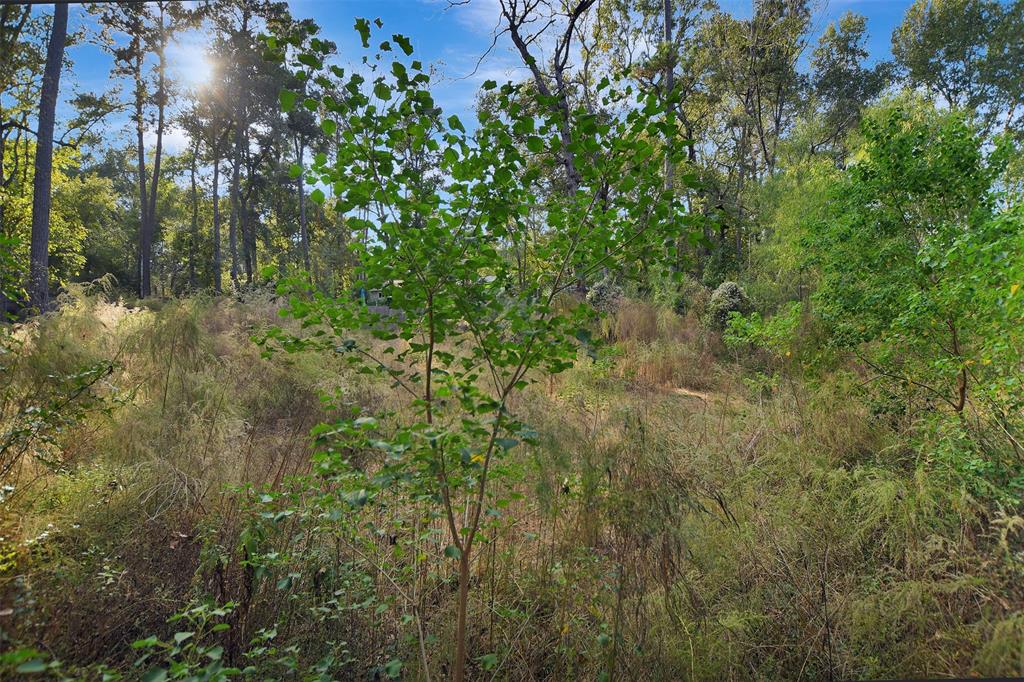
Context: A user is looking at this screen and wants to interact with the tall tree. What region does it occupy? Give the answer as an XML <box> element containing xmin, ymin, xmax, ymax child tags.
<box><xmin>892</xmin><ymin>0</ymin><xmax>1024</xmax><ymax>131</ymax></box>
<box><xmin>809</xmin><ymin>12</ymin><xmax>891</xmax><ymax>155</ymax></box>
<box><xmin>93</xmin><ymin>1</ymin><xmax>197</xmax><ymax>298</ymax></box>
<box><xmin>27</xmin><ymin>4</ymin><xmax>68</xmax><ymax>310</ymax></box>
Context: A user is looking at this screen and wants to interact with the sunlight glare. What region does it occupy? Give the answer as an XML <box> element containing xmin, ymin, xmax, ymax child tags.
<box><xmin>170</xmin><ymin>44</ymin><xmax>217</xmax><ymax>88</ymax></box>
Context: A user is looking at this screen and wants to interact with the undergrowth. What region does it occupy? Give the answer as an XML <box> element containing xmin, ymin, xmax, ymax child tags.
<box><xmin>0</xmin><ymin>291</ymin><xmax>1022</xmax><ymax>679</ymax></box>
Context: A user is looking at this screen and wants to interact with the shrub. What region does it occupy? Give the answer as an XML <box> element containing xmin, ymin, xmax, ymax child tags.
<box><xmin>706</xmin><ymin>281</ymin><xmax>751</xmax><ymax>329</ymax></box>
<box><xmin>586</xmin><ymin>276</ymin><xmax>623</xmax><ymax>314</ymax></box>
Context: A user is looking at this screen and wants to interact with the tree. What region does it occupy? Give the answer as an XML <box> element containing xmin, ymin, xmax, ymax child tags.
<box><xmin>1</xmin><ymin>6</ymin><xmax>45</xmax><ymax>246</ymax></box>
<box><xmin>93</xmin><ymin>1</ymin><xmax>199</xmax><ymax>297</ymax></box>
<box><xmin>807</xmin><ymin>98</ymin><xmax>1011</xmax><ymax>417</ymax></box>
<box><xmin>810</xmin><ymin>12</ymin><xmax>891</xmax><ymax>155</ymax></box>
<box><xmin>208</xmin><ymin>0</ymin><xmax>296</xmax><ymax>287</ymax></box>
<box><xmin>27</xmin><ymin>3</ymin><xmax>68</xmax><ymax>311</ymax></box>
<box><xmin>892</xmin><ymin>0</ymin><xmax>1024</xmax><ymax>131</ymax></box>
<box><xmin>185</xmin><ymin>76</ymin><xmax>234</xmax><ymax>293</ymax></box>
<box><xmin>262</xmin><ymin>17</ymin><xmax>695</xmax><ymax>681</ymax></box>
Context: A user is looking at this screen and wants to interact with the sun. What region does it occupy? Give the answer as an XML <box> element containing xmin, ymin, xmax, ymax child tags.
<box><xmin>190</xmin><ymin>54</ymin><xmax>217</xmax><ymax>86</ymax></box>
<box><xmin>169</xmin><ymin>41</ymin><xmax>216</xmax><ymax>88</ymax></box>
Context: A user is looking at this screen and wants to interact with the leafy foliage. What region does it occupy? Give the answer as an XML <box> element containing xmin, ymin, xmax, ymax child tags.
<box><xmin>258</xmin><ymin>16</ymin><xmax>695</xmax><ymax>678</ymax></box>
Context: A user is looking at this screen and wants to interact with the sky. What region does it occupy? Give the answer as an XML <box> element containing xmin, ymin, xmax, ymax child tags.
<box><xmin>44</xmin><ymin>0</ymin><xmax>917</xmax><ymax>156</ymax></box>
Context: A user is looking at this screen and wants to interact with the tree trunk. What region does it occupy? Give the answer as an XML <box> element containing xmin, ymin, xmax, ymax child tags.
<box><xmin>229</xmin><ymin>144</ymin><xmax>240</xmax><ymax>289</ymax></box>
<box><xmin>141</xmin><ymin>5</ymin><xmax>168</xmax><ymax>298</ymax></box>
<box><xmin>212</xmin><ymin>157</ymin><xmax>222</xmax><ymax>293</ymax></box>
<box><xmin>663</xmin><ymin>0</ymin><xmax>674</xmax><ymax>192</ymax></box>
<box><xmin>454</xmin><ymin>551</ymin><xmax>471</xmax><ymax>682</ymax></box>
<box><xmin>227</xmin><ymin>4</ymin><xmax>249</xmax><ymax>290</ymax></box>
<box><xmin>241</xmin><ymin>191</ymin><xmax>254</xmax><ymax>284</ymax></box>
<box><xmin>27</xmin><ymin>3</ymin><xmax>68</xmax><ymax>311</ymax></box>
<box><xmin>188</xmin><ymin>136</ymin><xmax>199</xmax><ymax>291</ymax></box>
<box><xmin>133</xmin><ymin>42</ymin><xmax>149</xmax><ymax>298</ymax></box>
<box><xmin>296</xmin><ymin>138</ymin><xmax>310</xmax><ymax>274</ymax></box>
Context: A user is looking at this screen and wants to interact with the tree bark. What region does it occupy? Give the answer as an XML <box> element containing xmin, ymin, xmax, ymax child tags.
<box><xmin>188</xmin><ymin>135</ymin><xmax>199</xmax><ymax>291</ymax></box>
<box><xmin>132</xmin><ymin>37</ymin><xmax>149</xmax><ymax>298</ymax></box>
<box><xmin>663</xmin><ymin>0</ymin><xmax>674</xmax><ymax>192</ymax></box>
<box><xmin>454</xmin><ymin>553</ymin><xmax>471</xmax><ymax>682</ymax></box>
<box><xmin>229</xmin><ymin>142</ymin><xmax>241</xmax><ymax>289</ymax></box>
<box><xmin>140</xmin><ymin>4</ymin><xmax>169</xmax><ymax>298</ymax></box>
<box><xmin>241</xmin><ymin>189</ymin><xmax>254</xmax><ymax>283</ymax></box>
<box><xmin>27</xmin><ymin>3</ymin><xmax>68</xmax><ymax>311</ymax></box>
<box><xmin>296</xmin><ymin>138</ymin><xmax>310</xmax><ymax>273</ymax></box>
<box><xmin>212</xmin><ymin>156</ymin><xmax>222</xmax><ymax>293</ymax></box>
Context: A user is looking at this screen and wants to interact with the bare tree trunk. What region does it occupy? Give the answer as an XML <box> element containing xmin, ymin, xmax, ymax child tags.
<box><xmin>188</xmin><ymin>136</ymin><xmax>199</xmax><ymax>291</ymax></box>
<box><xmin>296</xmin><ymin>138</ymin><xmax>310</xmax><ymax>273</ymax></box>
<box><xmin>663</xmin><ymin>0</ymin><xmax>674</xmax><ymax>192</ymax></box>
<box><xmin>454</xmin><ymin>553</ymin><xmax>471</xmax><ymax>682</ymax></box>
<box><xmin>241</xmin><ymin>190</ymin><xmax>254</xmax><ymax>284</ymax></box>
<box><xmin>229</xmin><ymin>144</ymin><xmax>240</xmax><ymax>289</ymax></box>
<box><xmin>227</xmin><ymin>4</ymin><xmax>249</xmax><ymax>290</ymax></box>
<box><xmin>133</xmin><ymin>43</ymin><xmax>149</xmax><ymax>298</ymax></box>
<box><xmin>212</xmin><ymin>157</ymin><xmax>222</xmax><ymax>293</ymax></box>
<box><xmin>27</xmin><ymin>3</ymin><xmax>68</xmax><ymax>311</ymax></box>
<box><xmin>141</xmin><ymin>5</ymin><xmax>168</xmax><ymax>298</ymax></box>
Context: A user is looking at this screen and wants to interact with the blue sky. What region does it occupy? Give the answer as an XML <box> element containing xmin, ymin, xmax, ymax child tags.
<box><xmin>48</xmin><ymin>0</ymin><xmax>916</xmax><ymax>155</ymax></box>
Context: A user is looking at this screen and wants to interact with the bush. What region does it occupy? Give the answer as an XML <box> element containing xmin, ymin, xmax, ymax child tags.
<box><xmin>585</xmin><ymin>276</ymin><xmax>623</xmax><ymax>313</ymax></box>
<box><xmin>706</xmin><ymin>281</ymin><xmax>750</xmax><ymax>329</ymax></box>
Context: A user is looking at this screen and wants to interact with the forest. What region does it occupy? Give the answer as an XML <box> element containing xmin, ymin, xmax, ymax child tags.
<box><xmin>1</xmin><ymin>0</ymin><xmax>1023</xmax><ymax>679</ymax></box>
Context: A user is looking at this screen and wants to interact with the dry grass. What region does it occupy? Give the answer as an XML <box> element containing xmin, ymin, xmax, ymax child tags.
<box><xmin>2</xmin><ymin>294</ymin><xmax>1023</xmax><ymax>679</ymax></box>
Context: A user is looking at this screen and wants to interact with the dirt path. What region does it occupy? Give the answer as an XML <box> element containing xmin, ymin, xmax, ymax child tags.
<box><xmin>673</xmin><ymin>386</ymin><xmax>712</xmax><ymax>402</ymax></box>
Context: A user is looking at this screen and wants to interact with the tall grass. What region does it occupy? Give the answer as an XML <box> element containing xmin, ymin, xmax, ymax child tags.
<box><xmin>1</xmin><ymin>293</ymin><xmax>1022</xmax><ymax>679</ymax></box>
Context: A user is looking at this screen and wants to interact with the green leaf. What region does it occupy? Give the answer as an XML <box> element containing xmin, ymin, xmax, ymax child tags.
<box><xmin>526</xmin><ymin>136</ymin><xmax>544</xmax><ymax>153</ymax></box>
<box><xmin>392</xmin><ymin>34</ymin><xmax>413</xmax><ymax>56</ymax></box>
<box><xmin>173</xmin><ymin>631</ymin><xmax>193</xmax><ymax>644</ymax></box>
<box><xmin>288</xmin><ymin>164</ymin><xmax>303</xmax><ymax>179</ymax></box>
<box><xmin>354</xmin><ymin>18</ymin><xmax>371</xmax><ymax>48</ymax></box>
<box><xmin>310</xmin><ymin>188</ymin><xmax>325</xmax><ymax>205</ymax></box>
<box><xmin>279</xmin><ymin>89</ymin><xmax>297</xmax><ymax>112</ymax></box>
<box><xmin>321</xmin><ymin>119</ymin><xmax>337</xmax><ymax>136</ymax></box>
<box><xmin>297</xmin><ymin>52</ymin><xmax>321</xmax><ymax>68</ymax></box>
<box><xmin>448</xmin><ymin>115</ymin><xmax>465</xmax><ymax>133</ymax></box>
<box><xmin>444</xmin><ymin>544</ymin><xmax>462</xmax><ymax>559</ymax></box>
<box><xmin>132</xmin><ymin>637</ymin><xmax>160</xmax><ymax>649</ymax></box>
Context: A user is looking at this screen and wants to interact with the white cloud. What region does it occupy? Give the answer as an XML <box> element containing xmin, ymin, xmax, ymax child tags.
<box><xmin>422</xmin><ymin>0</ymin><xmax>504</xmax><ymax>36</ymax></box>
<box><xmin>144</xmin><ymin>125</ymin><xmax>191</xmax><ymax>155</ymax></box>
